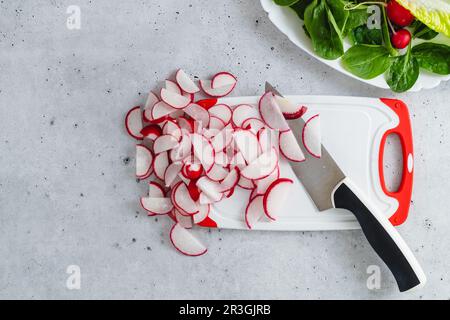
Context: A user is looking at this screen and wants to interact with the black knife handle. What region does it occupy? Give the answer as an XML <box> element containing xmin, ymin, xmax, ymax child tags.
<box><xmin>332</xmin><ymin>178</ymin><xmax>426</xmax><ymax>292</ymax></box>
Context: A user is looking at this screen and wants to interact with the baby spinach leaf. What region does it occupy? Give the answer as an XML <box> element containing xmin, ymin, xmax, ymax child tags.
<box><xmin>350</xmin><ymin>25</ymin><xmax>382</xmax><ymax>45</ymax></box>
<box><xmin>412</xmin><ymin>43</ymin><xmax>450</xmax><ymax>75</ymax></box>
<box><xmin>386</xmin><ymin>45</ymin><xmax>419</xmax><ymax>92</ymax></box>
<box><xmin>274</xmin><ymin>0</ymin><xmax>301</xmax><ymax>6</ymax></box>
<box><xmin>290</xmin><ymin>0</ymin><xmax>313</xmax><ymax>20</ymax></box>
<box><xmin>411</xmin><ymin>21</ymin><xmax>438</xmax><ymax>40</ymax></box>
<box><xmin>341</xmin><ymin>45</ymin><xmax>392</xmax><ymax>79</ymax></box>
<box><xmin>342</xmin><ymin>5</ymin><xmax>370</xmax><ymax>37</ymax></box>
<box><xmin>325</xmin><ymin>0</ymin><xmax>349</xmax><ymax>32</ymax></box>
<box><xmin>304</xmin><ymin>0</ymin><xmax>344</xmax><ymax>60</ymax></box>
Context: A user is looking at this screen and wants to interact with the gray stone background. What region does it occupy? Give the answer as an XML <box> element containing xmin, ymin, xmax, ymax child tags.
<box><xmin>0</xmin><ymin>0</ymin><xmax>448</xmax><ymax>299</ymax></box>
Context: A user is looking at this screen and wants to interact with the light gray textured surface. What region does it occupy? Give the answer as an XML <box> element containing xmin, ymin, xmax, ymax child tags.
<box><xmin>0</xmin><ymin>0</ymin><xmax>449</xmax><ymax>300</ymax></box>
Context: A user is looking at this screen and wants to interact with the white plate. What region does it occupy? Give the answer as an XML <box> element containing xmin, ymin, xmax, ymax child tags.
<box><xmin>261</xmin><ymin>0</ymin><xmax>450</xmax><ymax>92</ymax></box>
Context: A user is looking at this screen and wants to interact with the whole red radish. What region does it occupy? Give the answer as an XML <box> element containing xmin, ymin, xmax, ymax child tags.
<box><xmin>387</xmin><ymin>0</ymin><xmax>414</xmax><ymax>27</ymax></box>
<box><xmin>391</xmin><ymin>29</ymin><xmax>411</xmax><ymax>49</ymax></box>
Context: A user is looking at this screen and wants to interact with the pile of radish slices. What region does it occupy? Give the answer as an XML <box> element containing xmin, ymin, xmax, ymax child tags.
<box><xmin>125</xmin><ymin>70</ymin><xmax>321</xmax><ymax>256</ymax></box>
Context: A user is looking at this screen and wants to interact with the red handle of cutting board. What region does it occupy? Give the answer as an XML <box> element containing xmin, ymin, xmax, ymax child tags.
<box><xmin>379</xmin><ymin>98</ymin><xmax>414</xmax><ymax>226</ymax></box>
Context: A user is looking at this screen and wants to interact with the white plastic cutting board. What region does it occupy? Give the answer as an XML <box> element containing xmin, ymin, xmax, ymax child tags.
<box><xmin>200</xmin><ymin>95</ymin><xmax>412</xmax><ymax>231</ymax></box>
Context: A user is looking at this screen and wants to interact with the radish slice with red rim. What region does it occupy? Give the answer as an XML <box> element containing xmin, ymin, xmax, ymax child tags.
<box><xmin>274</xmin><ymin>96</ymin><xmax>307</xmax><ymax>120</ymax></box>
<box><xmin>176</xmin><ymin>69</ymin><xmax>200</xmax><ymax>94</ymax></box>
<box><xmin>171</xmin><ymin>182</ymin><xmax>199</xmax><ymax>216</ymax></box>
<box><xmin>125</xmin><ymin>106</ymin><xmax>143</xmax><ymax>140</ymax></box>
<box><xmin>263</xmin><ymin>178</ymin><xmax>293</xmax><ymax>221</ymax></box>
<box><xmin>279</xmin><ymin>130</ymin><xmax>305</xmax><ymax>162</ymax></box>
<box><xmin>208</xmin><ymin>104</ymin><xmax>232</xmax><ymax>125</ymax></box>
<box><xmin>199</xmin><ymin>80</ymin><xmax>235</xmax><ymax>98</ymax></box>
<box><xmin>181</xmin><ymin>162</ymin><xmax>203</xmax><ymax>180</ymax></box>
<box><xmin>149</xmin><ymin>181</ymin><xmax>165</xmax><ymax>197</ymax></box>
<box><xmin>240</xmin><ymin>147</ymin><xmax>278</xmax><ymax>180</ymax></box>
<box><xmin>196</xmin><ymin>98</ymin><xmax>217</xmax><ymax>110</ymax></box>
<box><xmin>211</xmin><ymin>125</ymin><xmax>233</xmax><ymax>152</ymax></box>
<box><xmin>199</xmin><ymin>192</ymin><xmax>215</xmax><ymax>205</ymax></box>
<box><xmin>230</xmin><ymin>151</ymin><xmax>247</xmax><ymax>169</ymax></box>
<box><xmin>165</xmin><ymin>79</ymin><xmax>182</xmax><ymax>95</ymax></box>
<box><xmin>153</xmin><ymin>151</ymin><xmax>169</xmax><ymax>180</ymax></box>
<box><xmin>152</xmin><ymin>101</ymin><xmax>177</xmax><ymax>121</ymax></box>
<box><xmin>170</xmin><ymin>134</ymin><xmax>191</xmax><ymax>162</ymax></box>
<box><xmin>241</xmin><ymin>117</ymin><xmax>265</xmax><ymax>133</ymax></box>
<box><xmin>140</xmin><ymin>124</ymin><xmax>162</xmax><ymax>141</ymax></box>
<box><xmin>193</xmin><ymin>204</ymin><xmax>210</xmax><ymax>224</ymax></box>
<box><xmin>206</xmin><ymin>163</ymin><xmax>229</xmax><ymax>182</ymax></box>
<box><xmin>238</xmin><ymin>175</ymin><xmax>255</xmax><ymax>190</ymax></box>
<box><xmin>191</xmin><ymin>133</ymin><xmax>215</xmax><ymax>173</ymax></box>
<box><xmin>209</xmin><ymin>116</ymin><xmax>226</xmax><ymax>131</ymax></box>
<box><xmin>255</xmin><ymin>166</ymin><xmax>279</xmax><ymax>195</ymax></box>
<box><xmin>160</xmin><ymin>88</ymin><xmax>191</xmax><ymax>109</ymax></box>
<box><xmin>232</xmin><ymin>104</ymin><xmax>259</xmax><ymax>127</ymax></box>
<box><xmin>211</xmin><ymin>72</ymin><xmax>237</xmax><ymax>89</ymax></box>
<box><xmin>164</xmin><ymin>162</ymin><xmax>183</xmax><ymax>187</ymax></box>
<box><xmin>153</xmin><ymin>134</ymin><xmax>179</xmax><ymax>154</ymax></box>
<box><xmin>187</xmin><ymin>180</ymin><xmax>201</xmax><ymax>201</ymax></box>
<box><xmin>140</xmin><ymin>197</ymin><xmax>173</xmax><ymax>215</ymax></box>
<box><xmin>169</xmin><ymin>223</ymin><xmax>207</xmax><ymax>257</ymax></box>
<box><xmin>233</xmin><ymin>129</ymin><xmax>261</xmax><ymax>164</ymax></box>
<box><xmin>178</xmin><ymin>116</ymin><xmax>195</xmax><ymax>133</ymax></box>
<box><xmin>175</xmin><ymin>210</ymin><xmax>193</xmax><ymax>229</ymax></box>
<box><xmin>245</xmin><ymin>195</ymin><xmax>264</xmax><ymax>229</ymax></box>
<box><xmin>302</xmin><ymin>114</ymin><xmax>321</xmax><ymax>158</ymax></box>
<box><xmin>145</xmin><ymin>92</ymin><xmax>159</xmax><ymax>110</ymax></box>
<box><xmin>136</xmin><ymin>144</ymin><xmax>153</xmax><ymax>179</ymax></box>
<box><xmin>259</xmin><ymin>92</ymin><xmax>290</xmax><ymax>132</ymax></box>
<box><xmin>220</xmin><ymin>167</ymin><xmax>240</xmax><ymax>192</ymax></box>
<box><xmin>184</xmin><ymin>103</ymin><xmax>210</xmax><ymax>128</ymax></box>
<box><xmin>196</xmin><ymin>176</ymin><xmax>223</xmax><ymax>202</ymax></box>
<box><xmin>162</xmin><ymin>120</ymin><xmax>182</xmax><ymax>142</ymax></box>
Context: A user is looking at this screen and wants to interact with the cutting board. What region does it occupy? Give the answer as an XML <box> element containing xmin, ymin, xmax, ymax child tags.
<box><xmin>197</xmin><ymin>96</ymin><xmax>414</xmax><ymax>231</ymax></box>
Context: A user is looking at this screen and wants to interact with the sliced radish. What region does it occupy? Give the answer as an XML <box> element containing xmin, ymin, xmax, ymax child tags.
<box><xmin>302</xmin><ymin>114</ymin><xmax>322</xmax><ymax>158</ymax></box>
<box><xmin>165</xmin><ymin>79</ymin><xmax>182</xmax><ymax>95</ymax></box>
<box><xmin>202</xmin><ymin>128</ymin><xmax>219</xmax><ymax>139</ymax></box>
<box><xmin>164</xmin><ymin>162</ymin><xmax>183</xmax><ymax>187</ymax></box>
<box><xmin>199</xmin><ymin>80</ymin><xmax>235</xmax><ymax>98</ymax></box>
<box><xmin>279</xmin><ymin>130</ymin><xmax>305</xmax><ymax>162</ymax></box>
<box><xmin>199</xmin><ymin>192</ymin><xmax>215</xmax><ymax>205</ymax></box>
<box><xmin>233</xmin><ymin>129</ymin><xmax>261</xmax><ymax>164</ymax></box>
<box><xmin>257</xmin><ymin>127</ymin><xmax>276</xmax><ymax>153</ymax></box>
<box><xmin>241</xmin><ymin>117</ymin><xmax>265</xmax><ymax>133</ymax></box>
<box><xmin>191</xmin><ymin>133</ymin><xmax>215</xmax><ymax>173</ymax></box>
<box><xmin>152</xmin><ymin>101</ymin><xmax>177</xmax><ymax>121</ymax></box>
<box><xmin>145</xmin><ymin>92</ymin><xmax>159</xmax><ymax>110</ymax></box>
<box><xmin>140</xmin><ymin>124</ymin><xmax>162</xmax><ymax>140</ymax></box>
<box><xmin>153</xmin><ymin>151</ymin><xmax>169</xmax><ymax>180</ymax></box>
<box><xmin>182</xmin><ymin>162</ymin><xmax>203</xmax><ymax>180</ymax></box>
<box><xmin>211</xmin><ymin>126</ymin><xmax>233</xmax><ymax>152</ymax></box>
<box><xmin>175</xmin><ymin>210</ymin><xmax>193</xmax><ymax>229</ymax></box>
<box><xmin>196</xmin><ymin>98</ymin><xmax>218</xmax><ymax>110</ymax></box>
<box><xmin>125</xmin><ymin>106</ymin><xmax>143</xmax><ymax>140</ymax></box>
<box><xmin>245</xmin><ymin>195</ymin><xmax>264</xmax><ymax>229</ymax></box>
<box><xmin>193</xmin><ymin>204</ymin><xmax>210</xmax><ymax>224</ymax></box>
<box><xmin>259</xmin><ymin>92</ymin><xmax>290</xmax><ymax>132</ymax></box>
<box><xmin>160</xmin><ymin>88</ymin><xmax>191</xmax><ymax>109</ymax></box>
<box><xmin>196</xmin><ymin>176</ymin><xmax>223</xmax><ymax>202</ymax></box>
<box><xmin>255</xmin><ymin>166</ymin><xmax>279</xmax><ymax>195</ymax></box>
<box><xmin>230</xmin><ymin>151</ymin><xmax>247</xmax><ymax>169</ymax></box>
<box><xmin>136</xmin><ymin>144</ymin><xmax>153</xmax><ymax>179</ymax></box>
<box><xmin>149</xmin><ymin>181</ymin><xmax>165</xmax><ymax>198</ymax></box>
<box><xmin>206</xmin><ymin>163</ymin><xmax>229</xmax><ymax>182</ymax></box>
<box><xmin>220</xmin><ymin>167</ymin><xmax>240</xmax><ymax>192</ymax></box>
<box><xmin>140</xmin><ymin>197</ymin><xmax>173</xmax><ymax>215</ymax></box>
<box><xmin>162</xmin><ymin>120</ymin><xmax>182</xmax><ymax>142</ymax></box>
<box><xmin>208</xmin><ymin>104</ymin><xmax>232</xmax><ymax>125</ymax></box>
<box><xmin>178</xmin><ymin>116</ymin><xmax>195</xmax><ymax>133</ymax></box>
<box><xmin>240</xmin><ymin>147</ymin><xmax>278</xmax><ymax>180</ymax></box>
<box><xmin>171</xmin><ymin>182</ymin><xmax>199</xmax><ymax>215</ymax></box>
<box><xmin>176</xmin><ymin>69</ymin><xmax>200</xmax><ymax>94</ymax></box>
<box><xmin>188</xmin><ymin>179</ymin><xmax>201</xmax><ymax>201</ymax></box>
<box><xmin>263</xmin><ymin>178</ymin><xmax>293</xmax><ymax>221</ymax></box>
<box><xmin>238</xmin><ymin>175</ymin><xmax>255</xmax><ymax>190</ymax></box>
<box><xmin>211</xmin><ymin>72</ymin><xmax>237</xmax><ymax>89</ymax></box>
<box><xmin>184</xmin><ymin>103</ymin><xmax>210</xmax><ymax>128</ymax></box>
<box><xmin>209</xmin><ymin>116</ymin><xmax>226</xmax><ymax>131</ymax></box>
<box><xmin>169</xmin><ymin>223</ymin><xmax>207</xmax><ymax>257</ymax></box>
<box><xmin>274</xmin><ymin>96</ymin><xmax>308</xmax><ymax>119</ymax></box>
<box><xmin>153</xmin><ymin>135</ymin><xmax>179</xmax><ymax>154</ymax></box>
<box><xmin>170</xmin><ymin>134</ymin><xmax>191</xmax><ymax>162</ymax></box>
<box><xmin>232</xmin><ymin>104</ymin><xmax>259</xmax><ymax>127</ymax></box>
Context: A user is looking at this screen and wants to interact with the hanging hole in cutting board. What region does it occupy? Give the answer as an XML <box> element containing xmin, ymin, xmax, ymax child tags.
<box><xmin>382</xmin><ymin>133</ymin><xmax>403</xmax><ymax>193</ymax></box>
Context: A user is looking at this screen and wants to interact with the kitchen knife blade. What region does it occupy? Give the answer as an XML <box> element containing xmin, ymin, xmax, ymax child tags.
<box><xmin>265</xmin><ymin>82</ymin><xmax>426</xmax><ymax>292</ymax></box>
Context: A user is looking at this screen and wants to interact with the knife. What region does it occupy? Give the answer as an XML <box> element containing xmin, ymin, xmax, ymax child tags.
<box><xmin>265</xmin><ymin>82</ymin><xmax>426</xmax><ymax>292</ymax></box>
